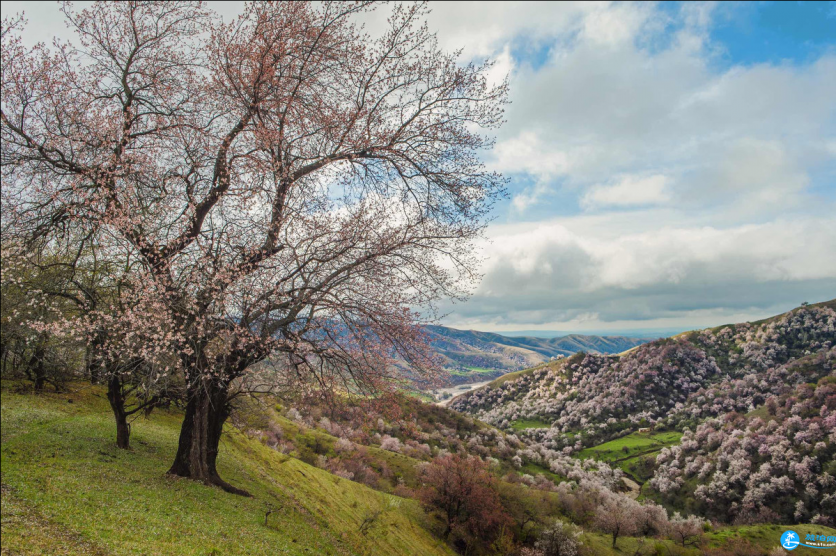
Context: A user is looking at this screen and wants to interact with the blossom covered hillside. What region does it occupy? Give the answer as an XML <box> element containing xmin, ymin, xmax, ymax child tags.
<box><xmin>451</xmin><ymin>342</ymin><xmax>721</xmax><ymax>451</ymax></box>
<box><xmin>651</xmin><ymin>375</ymin><xmax>836</xmax><ymax>525</ymax></box>
<box><xmin>450</xmin><ymin>301</ymin><xmax>836</xmax><ymax>524</ymax></box>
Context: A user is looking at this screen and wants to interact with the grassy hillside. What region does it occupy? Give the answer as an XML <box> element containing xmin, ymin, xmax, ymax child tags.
<box><xmin>0</xmin><ymin>383</ymin><xmax>454</xmax><ymax>556</ymax></box>
<box><xmin>577</xmin><ymin>431</ymin><xmax>682</xmax><ymax>467</ymax></box>
<box><xmin>4</xmin><ymin>382</ymin><xmax>835</xmax><ymax>556</ymax></box>
<box><xmin>580</xmin><ymin>524</ymin><xmax>836</xmax><ymax>556</ymax></box>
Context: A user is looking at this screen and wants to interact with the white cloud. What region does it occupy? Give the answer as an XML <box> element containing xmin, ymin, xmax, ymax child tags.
<box><xmin>491</xmin><ymin>132</ymin><xmax>570</xmax><ymax>178</ymax></box>
<box><xmin>582</xmin><ymin>174</ymin><xmax>670</xmax><ymax>208</ymax></box>
<box><xmin>580</xmin><ymin>2</ymin><xmax>654</xmax><ymax>47</ymax></box>
<box><xmin>441</xmin><ymin>214</ymin><xmax>836</xmax><ymax>328</ymax></box>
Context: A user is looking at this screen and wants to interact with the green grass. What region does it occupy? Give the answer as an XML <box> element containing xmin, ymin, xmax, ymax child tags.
<box><xmin>577</xmin><ymin>431</ymin><xmax>683</xmax><ymax>493</ymax></box>
<box><xmin>577</xmin><ymin>431</ymin><xmax>682</xmax><ymax>464</ymax></box>
<box><xmin>509</xmin><ymin>419</ymin><xmax>552</xmax><ymax>430</ymax></box>
<box><xmin>447</xmin><ymin>366</ymin><xmax>501</xmax><ymax>377</ymax></box>
<box><xmin>706</xmin><ymin>524</ymin><xmax>836</xmax><ymax>556</ymax></box>
<box><xmin>462</xmin><ymin>367</ymin><xmax>498</xmax><ymax>374</ymax></box>
<box><xmin>0</xmin><ymin>384</ymin><xmax>454</xmax><ymax>556</ymax></box>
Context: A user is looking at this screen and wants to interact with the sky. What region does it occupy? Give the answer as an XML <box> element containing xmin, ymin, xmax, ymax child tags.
<box><xmin>5</xmin><ymin>1</ymin><xmax>836</xmax><ymax>336</ymax></box>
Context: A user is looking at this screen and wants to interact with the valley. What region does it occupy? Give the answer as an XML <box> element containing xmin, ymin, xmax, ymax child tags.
<box><xmin>2</xmin><ymin>3</ymin><xmax>833</xmax><ymax>554</ymax></box>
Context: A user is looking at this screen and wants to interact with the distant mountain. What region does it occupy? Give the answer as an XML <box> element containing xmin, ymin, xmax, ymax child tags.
<box><xmin>500</xmin><ymin>328</ymin><xmax>688</xmax><ymax>339</ymax></box>
<box><xmin>424</xmin><ymin>325</ymin><xmax>652</xmax><ymax>377</ymax></box>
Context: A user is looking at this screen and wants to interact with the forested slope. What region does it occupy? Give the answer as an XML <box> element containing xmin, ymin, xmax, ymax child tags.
<box><xmin>451</xmin><ymin>301</ymin><xmax>836</xmax><ymax>526</ymax></box>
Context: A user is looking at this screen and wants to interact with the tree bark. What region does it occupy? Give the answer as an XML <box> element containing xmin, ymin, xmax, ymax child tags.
<box><xmin>87</xmin><ymin>340</ymin><xmax>101</xmax><ymax>384</ymax></box>
<box><xmin>167</xmin><ymin>378</ymin><xmax>250</xmax><ymax>496</ymax></box>
<box><xmin>106</xmin><ymin>375</ymin><xmax>131</xmax><ymax>449</ymax></box>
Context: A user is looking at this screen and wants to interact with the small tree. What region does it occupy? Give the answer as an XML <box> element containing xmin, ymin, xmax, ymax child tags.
<box><xmin>1</xmin><ymin>239</ymin><xmax>167</xmax><ymax>449</ymax></box>
<box><xmin>666</xmin><ymin>512</ymin><xmax>704</xmax><ymax>547</ymax></box>
<box><xmin>536</xmin><ymin>520</ymin><xmax>582</xmax><ymax>556</ymax></box>
<box><xmin>593</xmin><ymin>491</ymin><xmax>640</xmax><ymax>548</ymax></box>
<box><xmin>0</xmin><ymin>245</ymin><xmax>82</xmax><ymax>391</ymax></box>
<box><xmin>103</xmin><ymin>357</ymin><xmax>167</xmax><ymax>449</ymax></box>
<box><xmin>635</xmin><ymin>501</ymin><xmax>668</xmax><ymax>537</ymax></box>
<box><xmin>498</xmin><ymin>481</ymin><xmax>556</xmax><ymax>542</ymax></box>
<box><xmin>418</xmin><ymin>454</ymin><xmax>511</xmax><ymax>547</ymax></box>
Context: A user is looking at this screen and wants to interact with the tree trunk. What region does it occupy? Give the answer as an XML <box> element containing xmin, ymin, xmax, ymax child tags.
<box><xmin>612</xmin><ymin>531</ymin><xmax>618</xmax><ymax>548</ymax></box>
<box><xmin>167</xmin><ymin>379</ymin><xmax>250</xmax><ymax>497</ymax></box>
<box><xmin>30</xmin><ymin>342</ymin><xmax>47</xmax><ymax>392</ymax></box>
<box><xmin>106</xmin><ymin>375</ymin><xmax>131</xmax><ymax>449</ymax></box>
<box><xmin>87</xmin><ymin>345</ymin><xmax>100</xmax><ymax>384</ymax></box>
<box><xmin>115</xmin><ymin>411</ymin><xmax>131</xmax><ymax>449</ymax></box>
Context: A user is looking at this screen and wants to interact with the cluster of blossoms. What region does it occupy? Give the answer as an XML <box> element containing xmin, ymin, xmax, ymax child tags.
<box><xmin>453</xmin><ymin>342</ymin><xmax>721</xmax><ymax>451</ymax></box>
<box><xmin>651</xmin><ymin>375</ymin><xmax>836</xmax><ymax>525</ymax></box>
<box><xmin>689</xmin><ymin>306</ymin><xmax>835</xmax><ymax>377</ymax></box>
<box><xmin>264</xmin><ymin>394</ymin><xmax>525</xmax><ymax>471</ymax></box>
<box><xmin>664</xmin><ymin>346</ymin><xmax>835</xmax><ymax>429</ymax></box>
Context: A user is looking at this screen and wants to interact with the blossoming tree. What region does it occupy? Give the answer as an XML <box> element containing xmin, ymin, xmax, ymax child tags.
<box><xmin>1</xmin><ymin>1</ymin><xmax>506</xmax><ymax>494</ymax></box>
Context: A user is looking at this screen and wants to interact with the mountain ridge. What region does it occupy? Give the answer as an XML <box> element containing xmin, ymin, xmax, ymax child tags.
<box><xmin>424</xmin><ymin>325</ymin><xmax>652</xmax><ymax>374</ymax></box>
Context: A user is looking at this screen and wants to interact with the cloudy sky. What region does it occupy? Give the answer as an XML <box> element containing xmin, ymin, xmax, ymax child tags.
<box><xmin>7</xmin><ymin>1</ymin><xmax>836</xmax><ymax>335</ymax></box>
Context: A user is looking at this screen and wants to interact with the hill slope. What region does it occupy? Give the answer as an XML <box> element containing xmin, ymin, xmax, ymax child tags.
<box><xmin>451</xmin><ymin>300</ymin><xmax>836</xmax><ymax>525</ymax></box>
<box><xmin>0</xmin><ymin>386</ymin><xmax>453</xmax><ymax>556</ymax></box>
<box><xmin>4</xmin><ymin>382</ymin><xmax>835</xmax><ymax>555</ymax></box>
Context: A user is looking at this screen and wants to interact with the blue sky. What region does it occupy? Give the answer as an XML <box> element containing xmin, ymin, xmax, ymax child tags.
<box><xmin>7</xmin><ymin>1</ymin><xmax>835</xmax><ymax>334</ymax></box>
<box><xmin>710</xmin><ymin>1</ymin><xmax>836</xmax><ymax>66</ymax></box>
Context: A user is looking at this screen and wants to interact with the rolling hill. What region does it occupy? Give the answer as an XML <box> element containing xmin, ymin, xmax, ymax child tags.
<box><xmin>0</xmin><ymin>386</ymin><xmax>455</xmax><ymax>556</ymax></box>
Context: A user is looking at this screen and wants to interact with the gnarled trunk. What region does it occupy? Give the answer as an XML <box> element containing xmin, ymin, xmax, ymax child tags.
<box><xmin>167</xmin><ymin>378</ymin><xmax>250</xmax><ymax>496</ymax></box>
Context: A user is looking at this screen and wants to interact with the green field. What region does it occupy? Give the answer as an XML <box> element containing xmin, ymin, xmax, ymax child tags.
<box><xmin>510</xmin><ymin>418</ymin><xmax>552</xmax><ymax>430</ymax></box>
<box><xmin>464</xmin><ymin>366</ymin><xmax>498</xmax><ymax>373</ymax></box>
<box><xmin>0</xmin><ymin>384</ymin><xmax>453</xmax><ymax>556</ymax></box>
<box><xmin>577</xmin><ymin>431</ymin><xmax>682</xmax><ymax>463</ymax></box>
<box><xmin>448</xmin><ymin>366</ymin><xmax>502</xmax><ymax>377</ymax></box>
<box><xmin>577</xmin><ymin>430</ymin><xmax>684</xmax><ymax>491</ymax></box>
